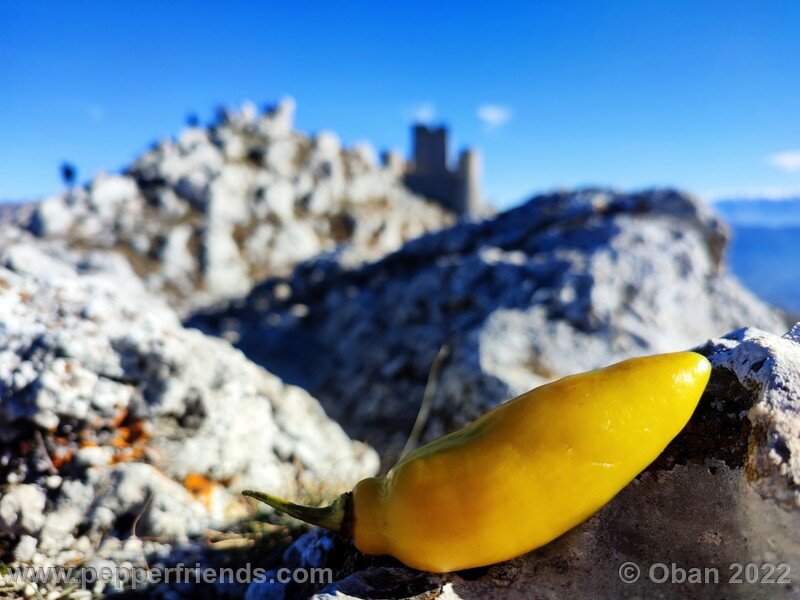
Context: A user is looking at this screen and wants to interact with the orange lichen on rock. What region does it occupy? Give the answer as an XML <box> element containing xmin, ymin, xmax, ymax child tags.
<box><xmin>184</xmin><ymin>472</ymin><xmax>223</xmax><ymax>509</ymax></box>
<box><xmin>108</xmin><ymin>417</ymin><xmax>150</xmax><ymax>464</ymax></box>
<box><xmin>50</xmin><ymin>446</ymin><xmax>74</xmax><ymax>469</ymax></box>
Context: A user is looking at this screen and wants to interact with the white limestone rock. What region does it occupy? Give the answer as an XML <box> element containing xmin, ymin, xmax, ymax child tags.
<box><xmin>0</xmin><ymin>232</ymin><xmax>378</xmax><ymax>566</ymax></box>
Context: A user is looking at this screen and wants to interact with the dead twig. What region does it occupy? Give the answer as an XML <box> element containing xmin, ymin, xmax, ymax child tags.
<box><xmin>130</xmin><ymin>491</ymin><xmax>153</xmax><ymax>571</ymax></box>
<box><xmin>400</xmin><ymin>343</ymin><xmax>450</xmax><ymax>460</ymax></box>
<box><xmin>34</xmin><ymin>430</ymin><xmax>58</xmax><ymax>475</ymax></box>
<box><xmin>205</xmin><ymin>537</ymin><xmax>255</xmax><ymax>551</ymax></box>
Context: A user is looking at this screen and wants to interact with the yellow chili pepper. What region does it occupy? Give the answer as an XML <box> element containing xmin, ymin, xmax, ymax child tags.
<box><xmin>244</xmin><ymin>351</ymin><xmax>711</xmax><ymax>573</ymax></box>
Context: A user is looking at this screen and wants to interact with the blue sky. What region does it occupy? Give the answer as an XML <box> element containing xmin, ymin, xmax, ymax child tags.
<box><xmin>2</xmin><ymin>1</ymin><xmax>800</xmax><ymax>208</ymax></box>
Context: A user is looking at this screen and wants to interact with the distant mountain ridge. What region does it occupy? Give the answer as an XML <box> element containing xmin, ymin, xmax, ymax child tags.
<box><xmin>714</xmin><ymin>197</ymin><xmax>800</xmax><ymax>227</ymax></box>
<box><xmin>724</xmin><ymin>225</ymin><xmax>800</xmax><ymax>316</ymax></box>
<box><xmin>714</xmin><ymin>197</ymin><xmax>800</xmax><ymax>315</ymax></box>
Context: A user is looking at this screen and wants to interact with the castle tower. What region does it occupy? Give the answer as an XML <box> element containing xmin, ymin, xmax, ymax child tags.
<box><xmin>412</xmin><ymin>125</ymin><xmax>447</xmax><ymax>173</ymax></box>
<box><xmin>403</xmin><ymin>124</ymin><xmax>482</xmax><ymax>218</ymax></box>
<box><xmin>457</xmin><ymin>149</ymin><xmax>482</xmax><ymax>216</ymax></box>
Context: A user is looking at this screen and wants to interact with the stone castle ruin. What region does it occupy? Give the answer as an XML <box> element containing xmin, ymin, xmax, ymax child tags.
<box><xmin>382</xmin><ymin>124</ymin><xmax>482</xmax><ymax>217</ymax></box>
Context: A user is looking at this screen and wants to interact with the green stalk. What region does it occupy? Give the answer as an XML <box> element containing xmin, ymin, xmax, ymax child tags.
<box><xmin>242</xmin><ymin>489</ymin><xmax>352</xmax><ymax>537</ymax></box>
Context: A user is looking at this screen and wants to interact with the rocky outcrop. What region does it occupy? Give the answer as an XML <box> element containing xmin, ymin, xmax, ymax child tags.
<box><xmin>4</xmin><ymin>99</ymin><xmax>453</xmax><ymax>314</ymax></box>
<box><xmin>190</xmin><ymin>188</ymin><xmax>788</xmax><ymax>454</ymax></box>
<box><xmin>0</xmin><ymin>230</ymin><xmax>378</xmax><ymax>572</ymax></box>
<box><xmin>246</xmin><ymin>325</ymin><xmax>800</xmax><ymax>600</ymax></box>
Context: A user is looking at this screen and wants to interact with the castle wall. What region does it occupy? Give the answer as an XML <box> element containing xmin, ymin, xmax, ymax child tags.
<box><xmin>404</xmin><ymin>125</ymin><xmax>482</xmax><ymax>217</ymax></box>
<box><xmin>403</xmin><ymin>172</ymin><xmax>463</xmax><ymax>214</ymax></box>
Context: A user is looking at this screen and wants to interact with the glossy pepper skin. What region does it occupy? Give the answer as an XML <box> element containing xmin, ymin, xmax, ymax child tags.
<box><xmin>244</xmin><ymin>351</ymin><xmax>711</xmax><ymax>573</ymax></box>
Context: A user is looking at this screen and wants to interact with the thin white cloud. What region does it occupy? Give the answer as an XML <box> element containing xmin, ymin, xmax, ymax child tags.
<box><xmin>405</xmin><ymin>102</ymin><xmax>436</xmax><ymax>124</ymax></box>
<box><xmin>477</xmin><ymin>104</ymin><xmax>512</xmax><ymax>131</ymax></box>
<box><xmin>767</xmin><ymin>150</ymin><xmax>800</xmax><ymax>173</ymax></box>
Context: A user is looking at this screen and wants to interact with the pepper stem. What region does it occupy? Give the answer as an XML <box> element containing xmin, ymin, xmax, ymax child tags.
<box><xmin>242</xmin><ymin>489</ymin><xmax>352</xmax><ymax>537</ymax></box>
